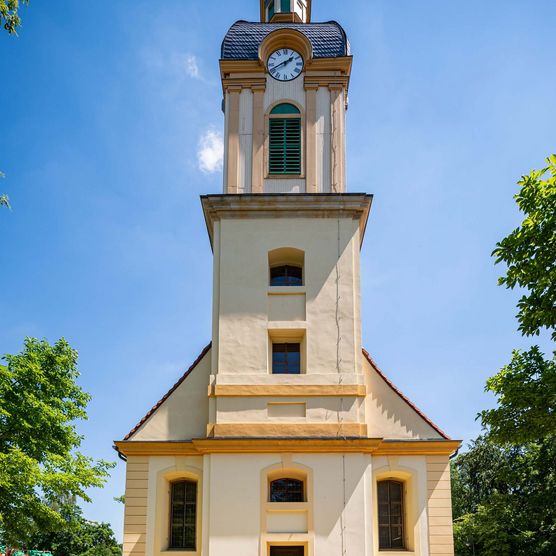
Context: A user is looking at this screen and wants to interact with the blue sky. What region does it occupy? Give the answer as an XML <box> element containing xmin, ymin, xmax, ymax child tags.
<box><xmin>1</xmin><ymin>0</ymin><xmax>554</xmax><ymax>542</ymax></box>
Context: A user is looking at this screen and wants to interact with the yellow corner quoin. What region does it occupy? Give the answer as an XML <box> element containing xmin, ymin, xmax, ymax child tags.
<box><xmin>114</xmin><ymin>439</ymin><xmax>461</xmax><ymax>457</ymax></box>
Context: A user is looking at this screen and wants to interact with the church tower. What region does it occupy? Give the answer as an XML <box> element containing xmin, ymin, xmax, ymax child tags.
<box><xmin>116</xmin><ymin>3</ymin><xmax>460</xmax><ymax>556</ymax></box>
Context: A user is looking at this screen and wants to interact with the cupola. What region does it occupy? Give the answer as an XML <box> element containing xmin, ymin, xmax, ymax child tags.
<box><xmin>261</xmin><ymin>0</ymin><xmax>311</xmax><ymax>23</ymax></box>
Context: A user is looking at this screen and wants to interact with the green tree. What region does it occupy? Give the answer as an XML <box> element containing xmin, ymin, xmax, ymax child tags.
<box><xmin>29</xmin><ymin>505</ymin><xmax>121</xmax><ymax>556</ymax></box>
<box><xmin>452</xmin><ymin>156</ymin><xmax>556</xmax><ymax>555</ymax></box>
<box><xmin>493</xmin><ymin>155</ymin><xmax>556</xmax><ymax>341</ymax></box>
<box><xmin>0</xmin><ymin>172</ymin><xmax>9</xmax><ymax>210</ymax></box>
<box><xmin>0</xmin><ymin>338</ymin><xmax>114</xmax><ymax>545</ymax></box>
<box><xmin>0</xmin><ymin>0</ymin><xmax>28</xmax><ymax>35</ymax></box>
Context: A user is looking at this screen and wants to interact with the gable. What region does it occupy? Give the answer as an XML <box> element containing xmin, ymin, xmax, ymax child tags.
<box><xmin>363</xmin><ymin>349</ymin><xmax>449</xmax><ymax>440</ymax></box>
<box><xmin>126</xmin><ymin>344</ymin><xmax>211</xmax><ymax>442</ymax></box>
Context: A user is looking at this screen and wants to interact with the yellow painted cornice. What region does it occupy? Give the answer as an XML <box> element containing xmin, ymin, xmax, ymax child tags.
<box><xmin>114</xmin><ymin>438</ymin><xmax>461</xmax><ymax>457</ymax></box>
<box><xmin>208</xmin><ymin>384</ymin><xmax>367</xmax><ymax>398</ymax></box>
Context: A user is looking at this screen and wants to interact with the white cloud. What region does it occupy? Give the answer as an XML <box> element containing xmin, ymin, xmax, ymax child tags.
<box><xmin>184</xmin><ymin>54</ymin><xmax>200</xmax><ymax>79</ymax></box>
<box><xmin>197</xmin><ymin>129</ymin><xmax>224</xmax><ymax>174</ymax></box>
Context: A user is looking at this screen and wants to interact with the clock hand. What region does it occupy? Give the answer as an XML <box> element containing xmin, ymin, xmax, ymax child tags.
<box><xmin>271</xmin><ymin>56</ymin><xmax>293</xmax><ymax>71</ymax></box>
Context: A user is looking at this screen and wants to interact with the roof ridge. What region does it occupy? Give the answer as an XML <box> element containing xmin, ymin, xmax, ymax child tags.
<box><xmin>362</xmin><ymin>348</ymin><xmax>451</xmax><ymax>440</ymax></box>
<box><xmin>123</xmin><ymin>343</ymin><xmax>212</xmax><ymax>441</ymax></box>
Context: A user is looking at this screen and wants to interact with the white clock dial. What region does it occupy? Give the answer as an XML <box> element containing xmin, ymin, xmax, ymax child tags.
<box><xmin>267</xmin><ymin>48</ymin><xmax>304</xmax><ymax>82</ymax></box>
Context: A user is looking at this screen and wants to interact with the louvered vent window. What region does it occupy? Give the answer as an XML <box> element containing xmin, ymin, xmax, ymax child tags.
<box><xmin>269</xmin><ymin>103</ymin><xmax>302</xmax><ymax>175</ymax></box>
<box><xmin>170</xmin><ymin>480</ymin><xmax>197</xmax><ymax>550</ymax></box>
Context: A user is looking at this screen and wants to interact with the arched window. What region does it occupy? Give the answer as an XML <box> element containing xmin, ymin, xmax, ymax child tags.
<box><xmin>377</xmin><ymin>480</ymin><xmax>405</xmax><ymax>550</ymax></box>
<box><xmin>269</xmin><ymin>247</ymin><xmax>304</xmax><ymax>287</ymax></box>
<box><xmin>269</xmin><ymin>103</ymin><xmax>302</xmax><ymax>176</ymax></box>
<box><xmin>270</xmin><ymin>265</ymin><xmax>303</xmax><ymax>286</ymax></box>
<box><xmin>269</xmin><ymin>477</ymin><xmax>305</xmax><ymax>502</ymax></box>
<box><xmin>170</xmin><ymin>480</ymin><xmax>197</xmax><ymax>550</ymax></box>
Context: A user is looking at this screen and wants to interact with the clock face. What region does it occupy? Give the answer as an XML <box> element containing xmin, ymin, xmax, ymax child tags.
<box><xmin>267</xmin><ymin>48</ymin><xmax>304</xmax><ymax>82</ymax></box>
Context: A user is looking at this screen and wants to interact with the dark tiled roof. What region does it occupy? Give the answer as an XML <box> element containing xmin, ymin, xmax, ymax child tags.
<box><xmin>221</xmin><ymin>20</ymin><xmax>350</xmax><ymax>60</ymax></box>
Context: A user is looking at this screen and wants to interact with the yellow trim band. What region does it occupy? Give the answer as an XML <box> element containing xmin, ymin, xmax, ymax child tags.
<box><xmin>208</xmin><ymin>384</ymin><xmax>367</xmax><ymax>398</ymax></box>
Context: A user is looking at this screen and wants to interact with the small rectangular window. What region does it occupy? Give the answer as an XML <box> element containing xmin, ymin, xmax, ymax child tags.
<box><xmin>270</xmin><ymin>547</ymin><xmax>304</xmax><ymax>556</ymax></box>
<box><xmin>170</xmin><ymin>481</ymin><xmax>197</xmax><ymax>550</ymax></box>
<box><xmin>272</xmin><ymin>343</ymin><xmax>301</xmax><ymax>375</ymax></box>
<box><xmin>269</xmin><ymin>118</ymin><xmax>302</xmax><ymax>175</ymax></box>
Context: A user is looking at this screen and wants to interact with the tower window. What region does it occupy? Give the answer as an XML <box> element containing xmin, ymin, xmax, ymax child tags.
<box><xmin>378</xmin><ymin>480</ymin><xmax>405</xmax><ymax>550</ymax></box>
<box><xmin>266</xmin><ymin>0</ymin><xmax>292</xmax><ymax>19</ymax></box>
<box><xmin>270</xmin><ymin>478</ymin><xmax>305</xmax><ymax>502</ymax></box>
<box><xmin>170</xmin><ymin>480</ymin><xmax>197</xmax><ymax>550</ymax></box>
<box><xmin>272</xmin><ymin>343</ymin><xmax>301</xmax><ymax>375</ymax></box>
<box><xmin>270</xmin><ymin>265</ymin><xmax>303</xmax><ymax>286</ymax></box>
<box><xmin>269</xmin><ymin>103</ymin><xmax>302</xmax><ymax>176</ymax></box>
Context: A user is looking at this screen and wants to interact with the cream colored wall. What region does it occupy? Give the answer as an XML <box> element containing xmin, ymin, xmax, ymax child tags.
<box><xmin>123</xmin><ymin>456</ymin><xmax>149</xmax><ymax>556</ymax></box>
<box><xmin>215</xmin><ymin>395</ymin><xmax>362</xmax><ymax>424</ymax></box>
<box><xmin>363</xmin><ymin>355</ymin><xmax>444</xmax><ymax>440</ymax></box>
<box><xmin>426</xmin><ymin>456</ymin><xmax>455</xmax><ymax>556</ymax></box>
<box><xmin>213</xmin><ymin>216</ymin><xmax>361</xmax><ymax>378</ymax></box>
<box><xmin>206</xmin><ymin>453</ymin><xmax>374</xmax><ymax>556</ymax></box>
<box><xmin>239</xmin><ymin>89</ymin><xmax>253</xmax><ymax>193</ymax></box>
<box><xmin>138</xmin><ymin>452</ymin><xmax>441</xmax><ymax>556</ymax></box>
<box><xmin>131</xmin><ymin>349</ymin><xmax>211</xmax><ymax>441</ymax></box>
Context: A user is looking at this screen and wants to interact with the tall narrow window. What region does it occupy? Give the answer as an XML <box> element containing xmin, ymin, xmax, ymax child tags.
<box><xmin>378</xmin><ymin>480</ymin><xmax>405</xmax><ymax>550</ymax></box>
<box><xmin>272</xmin><ymin>343</ymin><xmax>301</xmax><ymax>375</ymax></box>
<box><xmin>270</xmin><ymin>478</ymin><xmax>305</xmax><ymax>502</ymax></box>
<box><xmin>269</xmin><ymin>103</ymin><xmax>302</xmax><ymax>175</ymax></box>
<box><xmin>270</xmin><ymin>548</ymin><xmax>304</xmax><ymax>556</ymax></box>
<box><xmin>170</xmin><ymin>480</ymin><xmax>197</xmax><ymax>550</ymax></box>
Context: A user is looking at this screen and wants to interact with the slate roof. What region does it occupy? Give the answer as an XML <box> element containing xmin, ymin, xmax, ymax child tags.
<box><xmin>221</xmin><ymin>20</ymin><xmax>350</xmax><ymax>60</ymax></box>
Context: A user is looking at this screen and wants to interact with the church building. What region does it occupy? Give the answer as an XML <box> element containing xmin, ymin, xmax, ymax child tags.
<box><xmin>115</xmin><ymin>2</ymin><xmax>460</xmax><ymax>555</ymax></box>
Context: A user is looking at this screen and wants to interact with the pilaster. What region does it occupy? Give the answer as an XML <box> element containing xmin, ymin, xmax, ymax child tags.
<box><xmin>226</xmin><ymin>86</ymin><xmax>242</xmax><ymax>194</ymax></box>
<box><xmin>251</xmin><ymin>84</ymin><xmax>266</xmax><ymax>193</ymax></box>
<box><xmin>305</xmin><ymin>84</ymin><xmax>318</xmax><ymax>193</ymax></box>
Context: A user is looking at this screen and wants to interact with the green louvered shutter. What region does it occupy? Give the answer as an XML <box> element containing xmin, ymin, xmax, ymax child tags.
<box><xmin>269</xmin><ymin>118</ymin><xmax>302</xmax><ymax>175</ymax></box>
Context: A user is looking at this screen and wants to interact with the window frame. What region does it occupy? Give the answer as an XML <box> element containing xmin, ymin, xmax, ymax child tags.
<box><xmin>270</xmin><ymin>264</ymin><xmax>303</xmax><ymax>287</ymax></box>
<box><xmin>272</xmin><ymin>342</ymin><xmax>302</xmax><ymax>375</ymax></box>
<box><xmin>269</xmin><ymin>547</ymin><xmax>306</xmax><ymax>556</ymax></box>
<box><xmin>169</xmin><ymin>479</ymin><xmax>198</xmax><ymax>552</ymax></box>
<box><xmin>266</xmin><ymin>102</ymin><xmax>305</xmax><ymax>179</ymax></box>
<box><xmin>377</xmin><ymin>479</ymin><xmax>406</xmax><ymax>551</ymax></box>
<box><xmin>269</xmin><ymin>477</ymin><xmax>306</xmax><ymax>503</ymax></box>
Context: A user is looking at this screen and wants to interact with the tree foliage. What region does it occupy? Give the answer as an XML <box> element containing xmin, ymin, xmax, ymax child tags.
<box><xmin>452</xmin><ymin>156</ymin><xmax>556</xmax><ymax>555</ymax></box>
<box><xmin>0</xmin><ymin>0</ymin><xmax>28</xmax><ymax>35</ymax></box>
<box><xmin>28</xmin><ymin>506</ymin><xmax>121</xmax><ymax>556</ymax></box>
<box><xmin>0</xmin><ymin>338</ymin><xmax>114</xmax><ymax>545</ymax></box>
<box><xmin>0</xmin><ymin>172</ymin><xmax>9</xmax><ymax>210</ymax></box>
<box><xmin>493</xmin><ymin>155</ymin><xmax>556</xmax><ymax>341</ymax></box>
